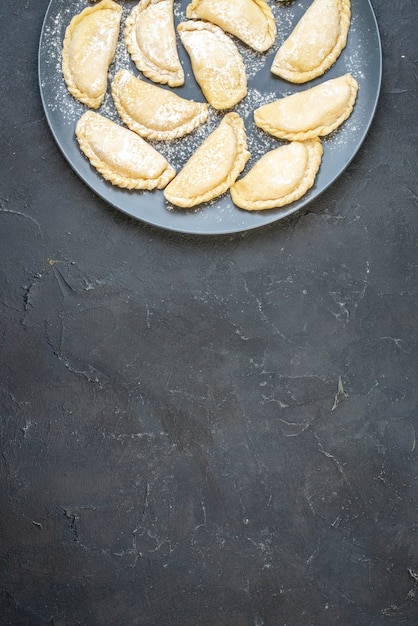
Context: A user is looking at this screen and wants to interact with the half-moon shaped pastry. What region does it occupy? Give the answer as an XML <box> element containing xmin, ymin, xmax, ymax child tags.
<box><xmin>124</xmin><ymin>0</ymin><xmax>184</xmax><ymax>88</ymax></box>
<box><xmin>254</xmin><ymin>73</ymin><xmax>358</xmax><ymax>141</ymax></box>
<box><xmin>164</xmin><ymin>112</ymin><xmax>250</xmax><ymax>207</ymax></box>
<box><xmin>177</xmin><ymin>21</ymin><xmax>247</xmax><ymax>110</ymax></box>
<box><xmin>230</xmin><ymin>139</ymin><xmax>323</xmax><ymax>211</ymax></box>
<box><xmin>62</xmin><ymin>0</ymin><xmax>122</xmax><ymax>109</ymax></box>
<box><xmin>271</xmin><ymin>0</ymin><xmax>351</xmax><ymax>84</ymax></box>
<box><xmin>111</xmin><ymin>69</ymin><xmax>209</xmax><ymax>141</ymax></box>
<box><xmin>75</xmin><ymin>111</ymin><xmax>176</xmax><ymax>190</ymax></box>
<box><xmin>186</xmin><ymin>0</ymin><xmax>276</xmax><ymax>53</ymax></box>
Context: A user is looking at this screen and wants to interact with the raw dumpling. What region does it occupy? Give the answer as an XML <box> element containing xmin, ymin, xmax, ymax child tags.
<box><xmin>186</xmin><ymin>0</ymin><xmax>276</xmax><ymax>53</ymax></box>
<box><xmin>164</xmin><ymin>112</ymin><xmax>250</xmax><ymax>207</ymax></box>
<box><xmin>75</xmin><ymin>111</ymin><xmax>176</xmax><ymax>190</ymax></box>
<box><xmin>254</xmin><ymin>73</ymin><xmax>358</xmax><ymax>140</ymax></box>
<box><xmin>230</xmin><ymin>139</ymin><xmax>323</xmax><ymax>210</ymax></box>
<box><xmin>125</xmin><ymin>0</ymin><xmax>184</xmax><ymax>88</ymax></box>
<box><xmin>62</xmin><ymin>0</ymin><xmax>122</xmax><ymax>109</ymax></box>
<box><xmin>177</xmin><ymin>21</ymin><xmax>247</xmax><ymax>110</ymax></box>
<box><xmin>271</xmin><ymin>0</ymin><xmax>351</xmax><ymax>83</ymax></box>
<box><xmin>111</xmin><ymin>69</ymin><xmax>209</xmax><ymax>141</ymax></box>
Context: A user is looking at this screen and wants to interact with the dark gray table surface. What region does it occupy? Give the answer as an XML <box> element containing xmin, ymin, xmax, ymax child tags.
<box><xmin>1</xmin><ymin>1</ymin><xmax>417</xmax><ymax>624</ymax></box>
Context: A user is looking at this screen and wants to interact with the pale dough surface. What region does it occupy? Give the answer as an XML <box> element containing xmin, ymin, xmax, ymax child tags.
<box><xmin>177</xmin><ymin>21</ymin><xmax>247</xmax><ymax>110</ymax></box>
<box><xmin>271</xmin><ymin>0</ymin><xmax>351</xmax><ymax>83</ymax></box>
<box><xmin>111</xmin><ymin>69</ymin><xmax>209</xmax><ymax>141</ymax></box>
<box><xmin>230</xmin><ymin>139</ymin><xmax>323</xmax><ymax>211</ymax></box>
<box><xmin>76</xmin><ymin>111</ymin><xmax>176</xmax><ymax>190</ymax></box>
<box><xmin>186</xmin><ymin>0</ymin><xmax>276</xmax><ymax>53</ymax></box>
<box><xmin>164</xmin><ymin>112</ymin><xmax>250</xmax><ymax>207</ymax></box>
<box><xmin>124</xmin><ymin>0</ymin><xmax>184</xmax><ymax>87</ymax></box>
<box><xmin>254</xmin><ymin>74</ymin><xmax>358</xmax><ymax>140</ymax></box>
<box><xmin>62</xmin><ymin>0</ymin><xmax>122</xmax><ymax>109</ymax></box>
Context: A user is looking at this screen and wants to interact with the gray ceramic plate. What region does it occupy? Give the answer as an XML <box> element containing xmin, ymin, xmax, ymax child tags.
<box><xmin>38</xmin><ymin>0</ymin><xmax>382</xmax><ymax>235</ymax></box>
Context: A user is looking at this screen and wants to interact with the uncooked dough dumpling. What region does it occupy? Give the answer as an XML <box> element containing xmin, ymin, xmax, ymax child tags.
<box><xmin>164</xmin><ymin>112</ymin><xmax>250</xmax><ymax>207</ymax></box>
<box><xmin>186</xmin><ymin>0</ymin><xmax>276</xmax><ymax>53</ymax></box>
<box><xmin>230</xmin><ymin>139</ymin><xmax>323</xmax><ymax>210</ymax></box>
<box><xmin>177</xmin><ymin>20</ymin><xmax>247</xmax><ymax>110</ymax></box>
<box><xmin>75</xmin><ymin>111</ymin><xmax>176</xmax><ymax>190</ymax></box>
<box><xmin>271</xmin><ymin>0</ymin><xmax>351</xmax><ymax>83</ymax></box>
<box><xmin>124</xmin><ymin>0</ymin><xmax>184</xmax><ymax>87</ymax></box>
<box><xmin>62</xmin><ymin>0</ymin><xmax>122</xmax><ymax>109</ymax></box>
<box><xmin>254</xmin><ymin>73</ymin><xmax>358</xmax><ymax>140</ymax></box>
<box><xmin>111</xmin><ymin>69</ymin><xmax>209</xmax><ymax>141</ymax></box>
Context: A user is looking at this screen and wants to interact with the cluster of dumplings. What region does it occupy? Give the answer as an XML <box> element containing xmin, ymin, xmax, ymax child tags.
<box><xmin>62</xmin><ymin>0</ymin><xmax>358</xmax><ymax>211</ymax></box>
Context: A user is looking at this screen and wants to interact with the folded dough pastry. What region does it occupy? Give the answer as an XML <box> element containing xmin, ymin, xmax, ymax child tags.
<box><xmin>62</xmin><ymin>0</ymin><xmax>122</xmax><ymax>109</ymax></box>
<box><xmin>230</xmin><ymin>139</ymin><xmax>323</xmax><ymax>211</ymax></box>
<box><xmin>75</xmin><ymin>111</ymin><xmax>176</xmax><ymax>190</ymax></box>
<box><xmin>255</xmin><ymin>73</ymin><xmax>358</xmax><ymax>140</ymax></box>
<box><xmin>111</xmin><ymin>69</ymin><xmax>209</xmax><ymax>141</ymax></box>
<box><xmin>186</xmin><ymin>0</ymin><xmax>276</xmax><ymax>53</ymax></box>
<box><xmin>125</xmin><ymin>0</ymin><xmax>184</xmax><ymax>88</ymax></box>
<box><xmin>177</xmin><ymin>21</ymin><xmax>247</xmax><ymax>110</ymax></box>
<box><xmin>164</xmin><ymin>112</ymin><xmax>250</xmax><ymax>207</ymax></box>
<box><xmin>271</xmin><ymin>0</ymin><xmax>351</xmax><ymax>83</ymax></box>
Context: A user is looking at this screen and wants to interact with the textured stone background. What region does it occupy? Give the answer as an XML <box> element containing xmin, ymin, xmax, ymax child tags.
<box><xmin>1</xmin><ymin>1</ymin><xmax>417</xmax><ymax>624</ymax></box>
